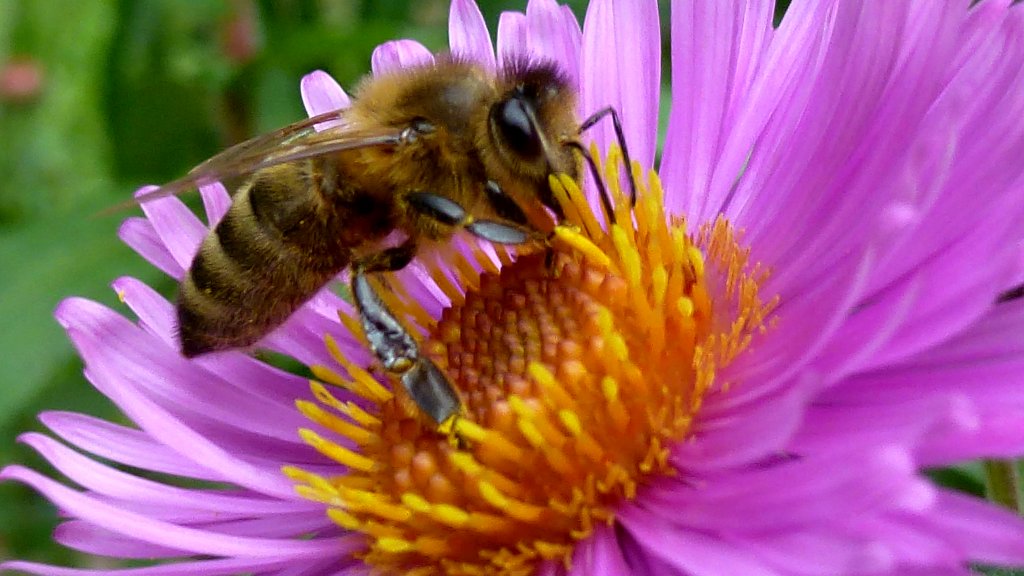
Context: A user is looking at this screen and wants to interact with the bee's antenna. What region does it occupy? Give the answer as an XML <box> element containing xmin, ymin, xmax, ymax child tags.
<box><xmin>564</xmin><ymin>140</ymin><xmax>616</xmax><ymax>225</ymax></box>
<box><xmin>578</xmin><ymin>107</ymin><xmax>638</xmax><ymax>208</ymax></box>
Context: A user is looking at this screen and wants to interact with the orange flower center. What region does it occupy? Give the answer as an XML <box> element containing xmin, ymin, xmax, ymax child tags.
<box><xmin>286</xmin><ymin>155</ymin><xmax>775</xmax><ymax>575</ymax></box>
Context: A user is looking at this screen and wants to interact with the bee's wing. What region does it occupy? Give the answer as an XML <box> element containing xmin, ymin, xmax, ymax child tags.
<box><xmin>125</xmin><ymin>109</ymin><xmax>403</xmax><ymax>207</ymax></box>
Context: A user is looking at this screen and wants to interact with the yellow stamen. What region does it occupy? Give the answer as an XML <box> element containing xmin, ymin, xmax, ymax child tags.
<box><xmin>309</xmin><ymin>381</ymin><xmax>381</xmax><ymax>428</ymax></box>
<box><xmin>298</xmin><ymin>429</ymin><xmax>376</xmax><ymax>473</ymax></box>
<box><xmin>318</xmin><ymin>336</ymin><xmax>394</xmax><ymax>403</ymax></box>
<box><xmin>551</xmin><ymin>226</ymin><xmax>612</xmax><ymax>271</ymax></box>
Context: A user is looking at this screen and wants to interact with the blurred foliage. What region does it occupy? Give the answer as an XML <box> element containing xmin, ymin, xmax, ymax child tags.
<box><xmin>1</xmin><ymin>0</ymin><xmax>1019</xmax><ymax>573</ymax></box>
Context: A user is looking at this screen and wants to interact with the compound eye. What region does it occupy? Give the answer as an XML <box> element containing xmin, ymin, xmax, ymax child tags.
<box><xmin>492</xmin><ymin>97</ymin><xmax>542</xmax><ymax>160</ymax></box>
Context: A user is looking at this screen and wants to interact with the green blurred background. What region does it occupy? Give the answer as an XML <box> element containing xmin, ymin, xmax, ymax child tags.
<box><xmin>0</xmin><ymin>0</ymin><xmax>1010</xmax><ymax>571</ymax></box>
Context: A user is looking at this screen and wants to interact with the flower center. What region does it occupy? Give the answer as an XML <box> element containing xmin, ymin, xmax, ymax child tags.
<box><xmin>286</xmin><ymin>154</ymin><xmax>775</xmax><ymax>575</ymax></box>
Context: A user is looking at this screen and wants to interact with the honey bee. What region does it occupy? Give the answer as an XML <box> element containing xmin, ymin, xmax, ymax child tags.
<box><xmin>136</xmin><ymin>55</ymin><xmax>635</xmax><ymax>428</ymax></box>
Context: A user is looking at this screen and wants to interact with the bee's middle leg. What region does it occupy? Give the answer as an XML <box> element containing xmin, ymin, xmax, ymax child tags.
<box><xmin>404</xmin><ymin>185</ymin><xmax>540</xmax><ymax>246</ymax></box>
<box><xmin>405</xmin><ymin>186</ymin><xmax>566</xmax><ymax>275</ymax></box>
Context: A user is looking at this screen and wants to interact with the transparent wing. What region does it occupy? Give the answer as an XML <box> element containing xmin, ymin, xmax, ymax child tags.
<box><xmin>124</xmin><ymin>108</ymin><xmax>404</xmax><ymax>207</ymax></box>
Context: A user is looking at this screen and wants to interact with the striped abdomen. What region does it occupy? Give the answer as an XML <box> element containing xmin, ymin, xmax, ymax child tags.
<box><xmin>176</xmin><ymin>163</ymin><xmax>384</xmax><ymax>357</ymax></box>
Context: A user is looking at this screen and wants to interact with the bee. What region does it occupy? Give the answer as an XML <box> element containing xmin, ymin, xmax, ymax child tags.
<box><xmin>136</xmin><ymin>55</ymin><xmax>635</xmax><ymax>429</ymax></box>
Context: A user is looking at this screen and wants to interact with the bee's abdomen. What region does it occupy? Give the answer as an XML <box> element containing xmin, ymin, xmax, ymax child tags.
<box><xmin>176</xmin><ymin>170</ymin><xmax>353</xmax><ymax>357</ymax></box>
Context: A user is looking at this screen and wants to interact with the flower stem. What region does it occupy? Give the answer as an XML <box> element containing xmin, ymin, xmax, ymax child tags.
<box><xmin>982</xmin><ymin>459</ymin><xmax>1022</xmax><ymax>514</ymax></box>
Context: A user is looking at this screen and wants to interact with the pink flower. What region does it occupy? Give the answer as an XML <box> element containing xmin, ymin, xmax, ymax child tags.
<box><xmin>5</xmin><ymin>1</ymin><xmax>1024</xmax><ymax>575</ymax></box>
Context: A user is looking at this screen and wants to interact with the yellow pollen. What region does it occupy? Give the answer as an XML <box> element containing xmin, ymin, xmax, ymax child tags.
<box><xmin>289</xmin><ymin>150</ymin><xmax>775</xmax><ymax>575</ymax></box>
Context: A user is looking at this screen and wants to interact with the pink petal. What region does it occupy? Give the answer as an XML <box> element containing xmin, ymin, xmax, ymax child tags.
<box><xmin>199</xmin><ymin>181</ymin><xmax>231</xmax><ymax>226</ymax></box>
<box><xmin>496</xmin><ymin>11</ymin><xmax>528</xmax><ymax>63</ymax></box>
<box><xmin>300</xmin><ymin>70</ymin><xmax>350</xmax><ymax>118</ymax></box>
<box><xmin>40</xmin><ymin>411</ymin><xmax>220</xmax><ymax>480</ymax></box>
<box><xmin>134</xmin><ymin>186</ymin><xmax>205</xmax><ymax>271</ymax></box>
<box><xmin>526</xmin><ymin>0</ymin><xmax>582</xmax><ymax>88</ymax></box>
<box><xmin>449</xmin><ymin>0</ymin><xmax>496</xmax><ymax>69</ymax></box>
<box><xmin>736</xmin><ymin>530</ymin><xmax>895</xmax><ymax>575</ymax></box>
<box><xmin>570</xmin><ymin>523</ymin><xmax>632</xmax><ymax>575</ymax></box>
<box><xmin>55</xmin><ymin>300</ymin><xmax>302</xmax><ymax>498</ymax></box>
<box><xmin>371</xmin><ymin>40</ymin><xmax>434</xmax><ymax>75</ymax></box>
<box><xmin>918</xmin><ymin>490</ymin><xmax>1024</xmax><ymax>566</ymax></box>
<box><xmin>794</xmin><ymin>394</ymin><xmax>980</xmax><ymax>458</ymax></box>
<box><xmin>804</xmin><ymin>270</ymin><xmax>920</xmax><ymax>386</ymax></box>
<box><xmin>18</xmin><ymin>433</ymin><xmax>307</xmax><ymax>517</ymax></box>
<box><xmin>580</xmin><ymin>0</ymin><xmax>660</xmax><ymax>170</ymax></box>
<box><xmin>660</xmin><ymin>1</ymin><xmax>774</xmax><ymax>217</ymax></box>
<box><xmin>617</xmin><ymin>507</ymin><xmax>782</xmax><ymax>576</ymax></box>
<box><xmin>916</xmin><ymin>406</ymin><xmax>1024</xmax><ymax>465</ymax></box>
<box><xmin>655</xmin><ymin>446</ymin><xmax>935</xmax><ymax>532</ymax></box>
<box><xmin>118</xmin><ymin>217</ymin><xmax>181</xmax><ymax>278</ymax></box>
<box><xmin>56</xmin><ymin>298</ymin><xmax>310</xmax><ymax>446</ymax></box>
<box><xmin>110</xmin><ymin>276</ymin><xmax>316</xmax><ymax>406</ymax></box>
<box><xmin>55</xmin><ymin>521</ymin><xmax>193</xmax><ymax>558</ymax></box>
<box><xmin>0</xmin><ymin>557</ymin><xmax>308</xmax><ymax>576</ymax></box>
<box><xmin>0</xmin><ymin>466</ymin><xmax>347</xmax><ymax>558</ymax></box>
<box><xmin>677</xmin><ymin>379</ymin><xmax>809</xmax><ymax>470</ymax></box>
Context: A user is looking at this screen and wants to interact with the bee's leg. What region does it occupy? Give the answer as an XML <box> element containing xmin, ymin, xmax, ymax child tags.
<box><xmin>397</xmin><ymin>353</ymin><xmax>462</xmax><ymax>431</ymax></box>
<box><xmin>351</xmin><ymin>241</ymin><xmax>420</xmax><ymax>377</ymax></box>
<box><xmin>578</xmin><ymin>106</ymin><xmax>638</xmax><ymax>208</ymax></box>
<box><xmin>405</xmin><ymin>191</ymin><xmax>538</xmax><ymax>246</ymax></box>
<box><xmin>351</xmin><ymin>268</ymin><xmax>461</xmax><ymax>426</ymax></box>
<box><xmin>564</xmin><ymin>141</ymin><xmax>616</xmax><ymax>225</ymax></box>
<box><xmin>485</xmin><ymin>181</ymin><xmax>561</xmax><ymax>269</ymax></box>
<box><xmin>464</xmin><ymin>220</ymin><xmax>534</xmax><ymax>244</ymax></box>
<box><xmin>351</xmin><ymin>270</ymin><xmax>417</xmax><ymax>373</ymax></box>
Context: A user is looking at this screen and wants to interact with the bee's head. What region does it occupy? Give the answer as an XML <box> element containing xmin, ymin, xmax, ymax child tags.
<box><xmin>488</xmin><ymin>60</ymin><xmax>578</xmax><ymax>213</ymax></box>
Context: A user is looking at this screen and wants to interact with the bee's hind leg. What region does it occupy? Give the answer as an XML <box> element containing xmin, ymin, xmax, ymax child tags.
<box><xmin>350</xmin><ymin>261</ymin><xmax>461</xmax><ymax>428</ymax></box>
